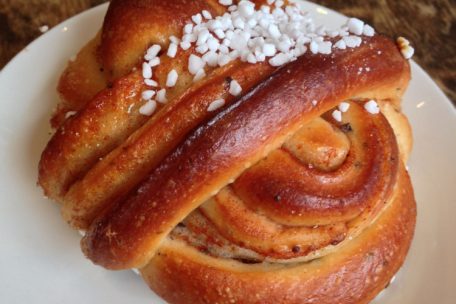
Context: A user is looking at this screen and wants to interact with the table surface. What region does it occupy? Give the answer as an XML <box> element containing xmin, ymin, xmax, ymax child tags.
<box><xmin>0</xmin><ymin>0</ymin><xmax>454</xmax><ymax>105</ymax></box>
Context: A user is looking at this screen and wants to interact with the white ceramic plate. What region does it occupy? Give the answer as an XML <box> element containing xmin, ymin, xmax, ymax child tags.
<box><xmin>1</xmin><ymin>2</ymin><xmax>455</xmax><ymax>303</ymax></box>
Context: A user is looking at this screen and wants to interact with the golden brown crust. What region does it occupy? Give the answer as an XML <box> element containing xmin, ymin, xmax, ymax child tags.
<box><xmin>100</xmin><ymin>0</ymin><xmax>225</xmax><ymax>79</ymax></box>
<box><xmin>37</xmin><ymin>1</ymin><xmax>416</xmax><ymax>303</ymax></box>
<box><xmin>60</xmin><ymin>61</ymin><xmax>275</xmax><ymax>229</ymax></box>
<box><xmin>193</xmin><ymin>102</ymin><xmax>400</xmax><ymax>261</ymax></box>
<box><xmin>54</xmin><ymin>32</ymin><xmax>107</xmax><ymax>128</ymax></box>
<box><xmin>81</xmin><ymin>35</ymin><xmax>410</xmax><ymax>270</ymax></box>
<box><xmin>141</xmin><ymin>167</ymin><xmax>416</xmax><ymax>304</ymax></box>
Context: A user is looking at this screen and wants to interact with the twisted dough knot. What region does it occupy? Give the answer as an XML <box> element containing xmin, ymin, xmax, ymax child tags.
<box><xmin>38</xmin><ymin>1</ymin><xmax>416</xmax><ymax>303</ymax></box>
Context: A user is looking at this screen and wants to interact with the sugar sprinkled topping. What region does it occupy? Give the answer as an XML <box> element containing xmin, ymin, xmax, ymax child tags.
<box><xmin>364</xmin><ymin>100</ymin><xmax>380</xmax><ymax>114</ymax></box>
<box><xmin>144</xmin><ymin>79</ymin><xmax>158</xmax><ymax>87</ymax></box>
<box><xmin>207</xmin><ymin>99</ymin><xmax>226</xmax><ymax>112</ymax></box>
<box><xmin>139</xmin><ymin>99</ymin><xmax>157</xmax><ymax>116</ymax></box>
<box><xmin>188</xmin><ymin>54</ymin><xmax>205</xmax><ymax>75</ymax></box>
<box><xmin>229</xmin><ymin>79</ymin><xmax>242</xmax><ymax>96</ymax></box>
<box><xmin>332</xmin><ymin>110</ymin><xmax>342</xmax><ymax>122</ymax></box>
<box><xmin>156</xmin><ymin>89</ymin><xmax>167</xmax><ymax>104</ymax></box>
<box><xmin>167</xmin><ymin>43</ymin><xmax>178</xmax><ymax>58</ymax></box>
<box><xmin>142</xmin><ymin>62</ymin><xmax>152</xmax><ymax>79</ymax></box>
<box><xmin>145</xmin><ymin>44</ymin><xmax>161</xmax><ymax>61</ymax></box>
<box><xmin>397</xmin><ymin>37</ymin><xmax>414</xmax><ymax>60</ymax></box>
<box><xmin>166</xmin><ymin>69</ymin><xmax>179</xmax><ymax>87</ymax></box>
<box><xmin>141</xmin><ymin>90</ymin><xmax>156</xmax><ymax>100</ymax></box>
<box><xmin>139</xmin><ymin>1</ymin><xmax>378</xmax><ymax>115</ymax></box>
<box><xmin>338</xmin><ymin>102</ymin><xmax>350</xmax><ymax>113</ymax></box>
<box><xmin>193</xmin><ymin>68</ymin><xmax>206</xmax><ymax>82</ymax></box>
<box><xmin>219</xmin><ymin>0</ymin><xmax>233</xmax><ymax>6</ymax></box>
<box><xmin>347</xmin><ymin>18</ymin><xmax>364</xmax><ymax>36</ymax></box>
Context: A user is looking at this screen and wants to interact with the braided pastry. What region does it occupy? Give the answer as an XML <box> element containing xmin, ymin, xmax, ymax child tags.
<box><xmin>38</xmin><ymin>1</ymin><xmax>416</xmax><ymax>303</ymax></box>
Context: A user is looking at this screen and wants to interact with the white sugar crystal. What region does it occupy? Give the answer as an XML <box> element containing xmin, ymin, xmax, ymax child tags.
<box><xmin>197</xmin><ymin>29</ymin><xmax>210</xmax><ymax>45</ymax></box>
<box><xmin>332</xmin><ymin>110</ymin><xmax>342</xmax><ymax>122</ymax></box>
<box><xmin>219</xmin><ymin>45</ymin><xmax>229</xmax><ymax>54</ymax></box>
<box><xmin>347</xmin><ymin>18</ymin><xmax>364</xmax><ymax>35</ymax></box>
<box><xmin>144</xmin><ymin>79</ymin><xmax>158</xmax><ymax>87</ymax></box>
<box><xmin>180</xmin><ymin>41</ymin><xmax>191</xmax><ymax>50</ymax></box>
<box><xmin>202</xmin><ymin>10</ymin><xmax>212</xmax><ymax>20</ymax></box>
<box><xmin>166</xmin><ymin>69</ymin><xmax>179</xmax><ymax>87</ymax></box>
<box><xmin>141</xmin><ymin>90</ymin><xmax>156</xmax><ymax>100</ymax></box>
<box><xmin>277</xmin><ymin>39</ymin><xmax>292</xmax><ymax>53</ymax></box>
<box><xmin>401</xmin><ymin>45</ymin><xmax>414</xmax><ymax>59</ymax></box>
<box><xmin>363</xmin><ymin>24</ymin><xmax>375</xmax><ymax>37</ymax></box>
<box><xmin>275</xmin><ymin>0</ymin><xmax>284</xmax><ymax>8</ymax></box>
<box><xmin>139</xmin><ymin>99</ymin><xmax>157</xmax><ymax>116</ymax></box>
<box><xmin>317</xmin><ymin>41</ymin><xmax>332</xmax><ymax>54</ymax></box>
<box><xmin>229</xmin><ymin>79</ymin><xmax>242</xmax><ymax>96</ymax></box>
<box><xmin>169</xmin><ymin>35</ymin><xmax>180</xmax><ymax>44</ymax></box>
<box><xmin>140</xmin><ymin>0</ymin><xmax>374</xmax><ymax>87</ymax></box>
<box><xmin>167</xmin><ymin>43</ymin><xmax>178</xmax><ymax>58</ymax></box>
<box><xmin>193</xmin><ymin>69</ymin><xmax>206</xmax><ymax>82</ymax></box>
<box><xmin>343</xmin><ymin>35</ymin><xmax>362</xmax><ymax>48</ymax></box>
<box><xmin>207</xmin><ymin>37</ymin><xmax>220</xmax><ymax>51</ymax></box>
<box><xmin>148</xmin><ymin>57</ymin><xmax>160</xmax><ymax>67</ymax></box>
<box><xmin>156</xmin><ymin>89</ymin><xmax>167</xmax><ymax>104</ymax></box>
<box><xmin>334</xmin><ymin>39</ymin><xmax>346</xmax><ymax>50</ymax></box>
<box><xmin>196</xmin><ymin>44</ymin><xmax>209</xmax><ymax>54</ymax></box>
<box><xmin>230</xmin><ymin>33</ymin><xmax>248</xmax><ymax>50</ymax></box>
<box><xmin>327</xmin><ymin>30</ymin><xmax>339</xmax><ymax>38</ymax></box>
<box><xmin>145</xmin><ymin>44</ymin><xmax>161</xmax><ymax>60</ymax></box>
<box><xmin>192</xmin><ymin>13</ymin><xmax>203</xmax><ymax>25</ymax></box>
<box><xmin>262</xmin><ymin>43</ymin><xmax>277</xmax><ymax>57</ymax></box>
<box><xmin>184</xmin><ymin>23</ymin><xmax>193</xmax><ymax>34</ymax></box>
<box><xmin>225</xmin><ymin>30</ymin><xmax>234</xmax><ymax>40</ymax></box>
<box><xmin>182</xmin><ymin>33</ymin><xmax>195</xmax><ymax>43</ymax></box>
<box><xmin>397</xmin><ymin>37</ymin><xmax>414</xmax><ymax>59</ymax></box>
<box><xmin>247</xmin><ymin>53</ymin><xmax>257</xmax><ymax>63</ymax></box>
<box><xmin>269</xmin><ymin>53</ymin><xmax>289</xmax><ymax>66</ymax></box>
<box><xmin>203</xmin><ymin>51</ymin><xmax>219</xmax><ymax>67</ymax></box>
<box><xmin>209</xmin><ymin>19</ymin><xmax>223</xmax><ymax>31</ymax></box>
<box><xmin>207</xmin><ymin>99</ymin><xmax>226</xmax><ymax>112</ymax></box>
<box><xmin>268</xmin><ymin>24</ymin><xmax>281</xmax><ymax>39</ymax></box>
<box><xmin>214</xmin><ymin>28</ymin><xmax>226</xmax><ymax>39</ymax></box>
<box><xmin>338</xmin><ymin>102</ymin><xmax>350</xmax><ymax>113</ymax></box>
<box><xmin>142</xmin><ymin>62</ymin><xmax>152</xmax><ymax>79</ymax></box>
<box><xmin>364</xmin><ymin>100</ymin><xmax>380</xmax><ymax>114</ymax></box>
<box><xmin>255</xmin><ymin>51</ymin><xmax>266</xmax><ymax>62</ymax></box>
<box><xmin>219</xmin><ymin>0</ymin><xmax>232</xmax><ymax>5</ymax></box>
<box><xmin>309</xmin><ymin>41</ymin><xmax>319</xmax><ymax>54</ymax></box>
<box><xmin>233</xmin><ymin>17</ymin><xmax>245</xmax><ymax>30</ymax></box>
<box><xmin>246</xmin><ymin>18</ymin><xmax>257</xmax><ymax>28</ymax></box>
<box><xmin>188</xmin><ymin>54</ymin><xmax>205</xmax><ymax>74</ymax></box>
<box><xmin>217</xmin><ymin>54</ymin><xmax>232</xmax><ymax>66</ymax></box>
<box><xmin>239</xmin><ymin>1</ymin><xmax>255</xmax><ymax>18</ymax></box>
<box><xmin>229</xmin><ymin>50</ymin><xmax>240</xmax><ymax>59</ymax></box>
<box><xmin>339</xmin><ymin>30</ymin><xmax>349</xmax><ymax>37</ymax></box>
<box><xmin>220</xmin><ymin>15</ymin><xmax>233</xmax><ymax>30</ymax></box>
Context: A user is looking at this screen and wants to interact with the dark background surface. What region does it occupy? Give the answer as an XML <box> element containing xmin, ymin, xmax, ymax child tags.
<box><xmin>0</xmin><ymin>0</ymin><xmax>454</xmax><ymax>104</ymax></box>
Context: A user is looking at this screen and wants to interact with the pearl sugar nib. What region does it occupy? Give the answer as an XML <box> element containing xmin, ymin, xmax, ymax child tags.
<box><xmin>364</xmin><ymin>100</ymin><xmax>380</xmax><ymax>114</ymax></box>
<box><xmin>397</xmin><ymin>37</ymin><xmax>414</xmax><ymax>60</ymax></box>
<box><xmin>138</xmin><ymin>0</ymin><xmax>380</xmax><ymax>114</ymax></box>
<box><xmin>139</xmin><ymin>99</ymin><xmax>157</xmax><ymax>116</ymax></box>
